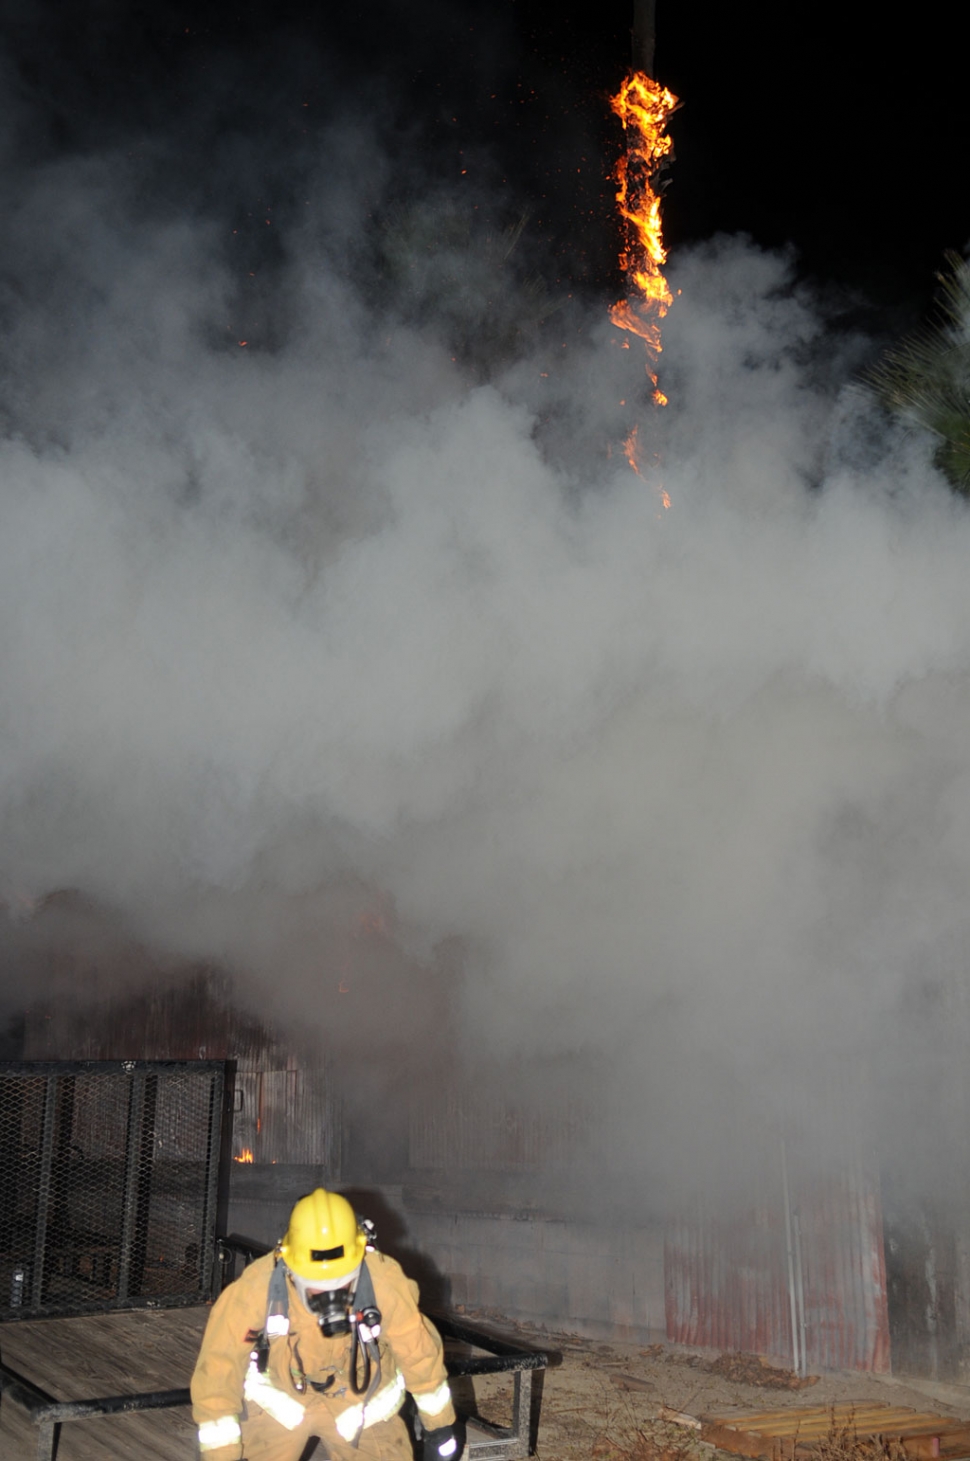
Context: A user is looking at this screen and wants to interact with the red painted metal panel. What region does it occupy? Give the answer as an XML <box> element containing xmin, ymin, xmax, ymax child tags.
<box><xmin>664</xmin><ymin>1198</ymin><xmax>792</xmax><ymax>1362</ymax></box>
<box><xmin>664</xmin><ymin>1163</ymin><xmax>890</xmax><ymax>1372</ymax></box>
<box><xmin>797</xmin><ymin>1166</ymin><xmax>890</xmax><ymax>1373</ymax></box>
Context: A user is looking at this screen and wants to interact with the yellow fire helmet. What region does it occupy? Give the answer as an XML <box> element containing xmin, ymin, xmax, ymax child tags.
<box><xmin>277</xmin><ymin>1188</ymin><xmax>367</xmax><ymax>1287</ymax></box>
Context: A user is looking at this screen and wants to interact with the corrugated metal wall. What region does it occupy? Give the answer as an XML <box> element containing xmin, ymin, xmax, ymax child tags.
<box><xmin>233</xmin><ymin>1063</ymin><xmax>339</xmax><ymax>1168</ymax></box>
<box><xmin>665</xmin><ymin>1161</ymin><xmax>890</xmax><ymax>1372</ymax></box>
<box><xmin>665</xmin><ymin>1199</ymin><xmax>791</xmax><ymax>1360</ymax></box>
<box><xmin>800</xmin><ymin>1168</ymin><xmax>890</xmax><ymax>1373</ymax></box>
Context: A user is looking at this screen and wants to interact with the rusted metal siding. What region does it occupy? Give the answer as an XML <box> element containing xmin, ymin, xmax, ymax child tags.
<box><xmin>665</xmin><ymin>1198</ymin><xmax>792</xmax><ymax>1361</ymax></box>
<box><xmin>799</xmin><ymin>1168</ymin><xmax>890</xmax><ymax>1373</ymax></box>
<box><xmin>665</xmin><ymin>1163</ymin><xmax>890</xmax><ymax>1373</ymax></box>
<box><xmin>24</xmin><ymin>970</ymin><xmax>341</xmax><ymax>1174</ymax></box>
<box><xmin>232</xmin><ymin>1064</ymin><xmax>339</xmax><ymax>1168</ymax></box>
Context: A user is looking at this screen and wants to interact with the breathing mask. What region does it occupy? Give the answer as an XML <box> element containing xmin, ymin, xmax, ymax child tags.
<box><xmin>291</xmin><ymin>1267</ymin><xmax>361</xmax><ymax>1334</ymax></box>
<box><xmin>306</xmin><ymin>1286</ymin><xmax>354</xmax><ymax>1337</ymax></box>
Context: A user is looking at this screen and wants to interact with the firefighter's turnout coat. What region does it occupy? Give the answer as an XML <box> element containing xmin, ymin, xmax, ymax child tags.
<box><xmin>191</xmin><ymin>1250</ymin><xmax>456</xmax><ymax>1460</ymax></box>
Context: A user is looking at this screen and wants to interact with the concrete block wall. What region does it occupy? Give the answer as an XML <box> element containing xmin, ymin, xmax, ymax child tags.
<box><xmin>227</xmin><ymin>1164</ymin><xmax>338</xmax><ymax>1248</ymax></box>
<box><xmin>404</xmin><ymin>1209</ymin><xmax>666</xmax><ymax>1342</ymax></box>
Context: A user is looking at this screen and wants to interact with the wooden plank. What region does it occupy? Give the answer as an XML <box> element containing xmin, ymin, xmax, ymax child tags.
<box><xmin>703</xmin><ymin>1405</ymin><xmax>958</xmax><ymax>1431</ymax></box>
<box><xmin>876</xmin><ymin>1444</ymin><xmax>937</xmax><ymax>1461</ymax></box>
<box><xmin>759</xmin><ymin>1416</ymin><xmax>959</xmax><ymax>1435</ymax></box>
<box><xmin>0</xmin><ymin>1307</ymin><xmax>208</xmax><ymax>1400</ymax></box>
<box><xmin>789</xmin><ymin>1420</ymin><xmax>970</xmax><ymax>1437</ymax></box>
<box><xmin>705</xmin><ymin>1406</ymin><xmax>899</xmax><ymax>1428</ymax></box>
<box><xmin>707</xmin><ymin>1405</ymin><xmax>918</xmax><ymax>1425</ymax></box>
<box><xmin>700</xmin><ymin>1420</ymin><xmax>792</xmax><ymax>1458</ymax></box>
<box><xmin>792</xmin><ymin>1440</ymin><xmax>967</xmax><ymax>1461</ymax></box>
<box><xmin>0</xmin><ymin>1398</ymin><xmax>198</xmax><ymax>1461</ymax></box>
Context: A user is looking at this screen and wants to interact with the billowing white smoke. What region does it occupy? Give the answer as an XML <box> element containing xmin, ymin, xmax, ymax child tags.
<box><xmin>2</xmin><ymin>139</ymin><xmax>968</xmax><ymax>1197</ymax></box>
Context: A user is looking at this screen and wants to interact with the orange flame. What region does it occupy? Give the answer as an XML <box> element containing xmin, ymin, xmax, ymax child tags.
<box><xmin>609</xmin><ymin>71</ymin><xmax>679</xmax><ymax>404</ymax></box>
<box><xmin>234</xmin><ymin>1148</ymin><xmax>255</xmax><ymax>1164</ymax></box>
<box><xmin>621</xmin><ymin>424</ymin><xmax>671</xmax><ymax>509</ymax></box>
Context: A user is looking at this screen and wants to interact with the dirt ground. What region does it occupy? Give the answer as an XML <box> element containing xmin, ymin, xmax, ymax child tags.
<box><xmin>458</xmin><ymin>1318</ymin><xmax>970</xmax><ymax>1461</ymax></box>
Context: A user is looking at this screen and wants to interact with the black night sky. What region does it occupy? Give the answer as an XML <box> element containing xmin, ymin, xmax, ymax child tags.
<box><xmin>4</xmin><ymin>1</ymin><xmax>969</xmax><ymax>320</ymax></box>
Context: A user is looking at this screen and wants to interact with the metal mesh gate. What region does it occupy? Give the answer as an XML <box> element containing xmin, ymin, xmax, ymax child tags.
<box><xmin>0</xmin><ymin>1061</ymin><xmax>228</xmax><ymax>1320</ymax></box>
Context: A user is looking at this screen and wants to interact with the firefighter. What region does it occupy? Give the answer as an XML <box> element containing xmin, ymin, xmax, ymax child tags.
<box><xmin>192</xmin><ymin>1188</ymin><xmax>460</xmax><ymax>1461</ymax></box>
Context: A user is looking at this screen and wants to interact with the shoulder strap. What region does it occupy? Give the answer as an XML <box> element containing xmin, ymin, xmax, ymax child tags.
<box><xmin>353</xmin><ymin>1257</ymin><xmax>377</xmax><ymax>1315</ymax></box>
<box><xmin>252</xmin><ymin>1259</ymin><xmax>291</xmax><ymax>1373</ymax></box>
<box><xmin>265</xmin><ymin>1259</ymin><xmax>290</xmax><ymax>1336</ymax></box>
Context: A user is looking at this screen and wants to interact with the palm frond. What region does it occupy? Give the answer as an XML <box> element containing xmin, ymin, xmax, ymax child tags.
<box><xmin>866</xmin><ymin>251</ymin><xmax>970</xmax><ymax>494</ymax></box>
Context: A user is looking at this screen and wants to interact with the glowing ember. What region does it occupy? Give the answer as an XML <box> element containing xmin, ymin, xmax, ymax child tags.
<box><xmin>610</xmin><ymin>71</ymin><xmax>679</xmax><ymax>405</ymax></box>
<box><xmin>234</xmin><ymin>1147</ymin><xmax>255</xmax><ymax>1163</ymax></box>
<box><xmin>623</xmin><ymin>423</ymin><xmax>641</xmax><ymax>474</ymax></box>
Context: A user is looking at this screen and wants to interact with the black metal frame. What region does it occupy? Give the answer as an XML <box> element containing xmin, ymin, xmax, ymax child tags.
<box><xmin>0</xmin><ymin>1060</ymin><xmax>228</xmax><ymax>1322</ymax></box>
<box><xmin>429</xmin><ymin>1312</ymin><xmax>547</xmax><ymax>1460</ymax></box>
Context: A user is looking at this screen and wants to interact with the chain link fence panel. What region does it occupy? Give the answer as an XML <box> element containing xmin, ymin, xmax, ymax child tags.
<box><xmin>0</xmin><ymin>1061</ymin><xmax>228</xmax><ymax>1320</ymax></box>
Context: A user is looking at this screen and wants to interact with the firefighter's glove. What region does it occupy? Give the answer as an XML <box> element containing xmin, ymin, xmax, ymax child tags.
<box><xmin>423</xmin><ymin>1424</ymin><xmax>462</xmax><ymax>1461</ymax></box>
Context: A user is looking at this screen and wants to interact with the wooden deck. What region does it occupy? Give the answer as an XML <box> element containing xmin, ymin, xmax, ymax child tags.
<box><xmin>0</xmin><ymin>1306</ymin><xmax>209</xmax><ymax>1459</ymax></box>
<box><xmin>0</xmin><ymin>1306</ymin><xmax>541</xmax><ymax>1460</ymax></box>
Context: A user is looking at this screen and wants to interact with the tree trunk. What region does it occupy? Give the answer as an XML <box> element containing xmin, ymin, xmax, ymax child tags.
<box><xmin>632</xmin><ymin>0</ymin><xmax>657</xmax><ymax>76</ymax></box>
